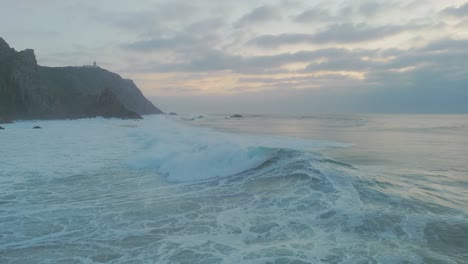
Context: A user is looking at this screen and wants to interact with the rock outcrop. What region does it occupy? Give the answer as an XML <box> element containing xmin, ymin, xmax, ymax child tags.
<box><xmin>0</xmin><ymin>37</ymin><xmax>162</xmax><ymax>121</ymax></box>
<box><xmin>87</xmin><ymin>88</ymin><xmax>143</xmax><ymax>119</ymax></box>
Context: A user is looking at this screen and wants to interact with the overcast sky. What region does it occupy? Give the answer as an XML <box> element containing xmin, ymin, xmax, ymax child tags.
<box><xmin>1</xmin><ymin>0</ymin><xmax>468</xmax><ymax>114</ymax></box>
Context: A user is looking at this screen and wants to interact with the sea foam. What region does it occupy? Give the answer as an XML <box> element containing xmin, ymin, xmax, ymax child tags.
<box><xmin>127</xmin><ymin>116</ymin><xmax>346</xmax><ymax>182</ymax></box>
<box><xmin>0</xmin><ymin>116</ymin><xmax>345</xmax><ymax>183</ymax></box>
<box><xmin>2</xmin><ymin>115</ymin><xmax>466</xmax><ymax>263</ymax></box>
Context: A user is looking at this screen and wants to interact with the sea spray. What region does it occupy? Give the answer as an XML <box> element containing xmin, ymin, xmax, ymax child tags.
<box><xmin>1</xmin><ymin>115</ymin><xmax>466</xmax><ymax>263</ymax></box>
<box><xmin>127</xmin><ymin>116</ymin><xmax>346</xmax><ymax>182</ymax></box>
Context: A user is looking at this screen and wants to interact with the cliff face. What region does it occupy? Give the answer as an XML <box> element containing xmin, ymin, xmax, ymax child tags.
<box><xmin>87</xmin><ymin>88</ymin><xmax>143</xmax><ymax>120</ymax></box>
<box><xmin>0</xmin><ymin>37</ymin><xmax>162</xmax><ymax>122</ymax></box>
<box><xmin>0</xmin><ymin>38</ymin><xmax>43</xmax><ymax>118</ymax></box>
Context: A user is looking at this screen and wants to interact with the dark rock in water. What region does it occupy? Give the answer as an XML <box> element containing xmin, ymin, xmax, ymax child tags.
<box><xmin>0</xmin><ymin>37</ymin><xmax>162</xmax><ymax>122</ymax></box>
<box><xmin>230</xmin><ymin>114</ymin><xmax>243</xmax><ymax>118</ymax></box>
<box><xmin>168</xmin><ymin>112</ymin><xmax>178</xmax><ymax>116</ymax></box>
<box><xmin>0</xmin><ymin>126</ymin><xmax>4</xmax><ymax>130</ymax></box>
<box><xmin>33</xmin><ymin>126</ymin><xmax>41</xmax><ymax>129</ymax></box>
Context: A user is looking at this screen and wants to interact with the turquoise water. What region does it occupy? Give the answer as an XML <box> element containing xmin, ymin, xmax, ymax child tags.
<box><xmin>1</xmin><ymin>114</ymin><xmax>467</xmax><ymax>263</ymax></box>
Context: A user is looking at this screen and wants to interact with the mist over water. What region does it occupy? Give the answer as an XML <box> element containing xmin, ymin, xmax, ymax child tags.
<box><xmin>1</xmin><ymin>115</ymin><xmax>467</xmax><ymax>263</ymax></box>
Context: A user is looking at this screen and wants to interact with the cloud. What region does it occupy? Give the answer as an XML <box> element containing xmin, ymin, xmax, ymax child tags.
<box><xmin>374</xmin><ymin>38</ymin><xmax>468</xmax><ymax>78</ymax></box>
<box><xmin>22</xmin><ymin>0</ymin><xmax>462</xmax><ymax>113</ymax></box>
<box><xmin>304</xmin><ymin>57</ymin><xmax>374</xmax><ymax>72</ymax></box>
<box><xmin>294</xmin><ymin>9</ymin><xmax>331</xmax><ymax>23</ymax></box>
<box><xmin>294</xmin><ymin>1</ymin><xmax>402</xmax><ymax>24</ymax></box>
<box><xmin>235</xmin><ymin>5</ymin><xmax>282</xmax><ymax>28</ymax></box>
<box><xmin>122</xmin><ymin>46</ymin><xmax>377</xmax><ymax>75</ymax></box>
<box><xmin>123</xmin><ymin>36</ymin><xmax>198</xmax><ymax>52</ymax></box>
<box><xmin>121</xmin><ymin>33</ymin><xmax>219</xmax><ymax>54</ymax></box>
<box><xmin>156</xmin><ymin>86</ymin><xmax>201</xmax><ymax>94</ymax></box>
<box><xmin>249</xmin><ymin>23</ymin><xmax>424</xmax><ymax>48</ymax></box>
<box><xmin>358</xmin><ymin>1</ymin><xmax>382</xmax><ymax>17</ymax></box>
<box><xmin>237</xmin><ymin>74</ymin><xmax>362</xmax><ymax>92</ymax></box>
<box><xmin>121</xmin><ymin>17</ymin><xmax>224</xmax><ymax>53</ymax></box>
<box><xmin>350</xmin><ymin>38</ymin><xmax>468</xmax><ymax>113</ymax></box>
<box><xmin>122</xmin><ymin>33</ymin><xmax>468</xmax><ymax>99</ymax></box>
<box><xmin>3</xmin><ymin>30</ymin><xmax>60</xmax><ymax>37</ymax></box>
<box><xmin>138</xmin><ymin>37</ymin><xmax>468</xmax><ymax>113</ymax></box>
<box><xmin>442</xmin><ymin>3</ymin><xmax>468</xmax><ymax>17</ymax></box>
<box><xmin>363</xmin><ymin>66</ymin><xmax>468</xmax><ymax>113</ymax></box>
<box><xmin>420</xmin><ymin>38</ymin><xmax>468</xmax><ymax>52</ymax></box>
<box><xmin>87</xmin><ymin>1</ymin><xmax>201</xmax><ymax>36</ymax></box>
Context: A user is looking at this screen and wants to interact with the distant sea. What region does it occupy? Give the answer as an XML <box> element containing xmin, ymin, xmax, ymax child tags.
<box><xmin>1</xmin><ymin>114</ymin><xmax>467</xmax><ymax>263</ymax></box>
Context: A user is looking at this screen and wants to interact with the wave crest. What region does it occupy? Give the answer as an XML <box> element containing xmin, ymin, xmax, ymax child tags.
<box><xmin>127</xmin><ymin>116</ymin><xmax>346</xmax><ymax>182</ymax></box>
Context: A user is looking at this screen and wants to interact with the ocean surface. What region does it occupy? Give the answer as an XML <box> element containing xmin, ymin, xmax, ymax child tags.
<box><xmin>0</xmin><ymin>114</ymin><xmax>467</xmax><ymax>263</ymax></box>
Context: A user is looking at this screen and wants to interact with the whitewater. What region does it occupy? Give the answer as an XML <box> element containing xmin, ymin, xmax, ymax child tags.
<box><xmin>1</xmin><ymin>115</ymin><xmax>467</xmax><ymax>263</ymax></box>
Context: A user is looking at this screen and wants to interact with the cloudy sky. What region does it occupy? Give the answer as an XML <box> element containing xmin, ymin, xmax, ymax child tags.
<box><xmin>1</xmin><ymin>0</ymin><xmax>468</xmax><ymax>114</ymax></box>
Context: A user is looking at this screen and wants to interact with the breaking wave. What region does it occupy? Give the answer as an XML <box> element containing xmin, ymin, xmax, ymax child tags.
<box><xmin>1</xmin><ymin>115</ymin><xmax>466</xmax><ymax>263</ymax></box>
<box><xmin>127</xmin><ymin>116</ymin><xmax>347</xmax><ymax>182</ymax></box>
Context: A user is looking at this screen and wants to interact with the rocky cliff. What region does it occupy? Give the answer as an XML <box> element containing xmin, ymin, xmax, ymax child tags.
<box><xmin>0</xmin><ymin>37</ymin><xmax>162</xmax><ymax>122</ymax></box>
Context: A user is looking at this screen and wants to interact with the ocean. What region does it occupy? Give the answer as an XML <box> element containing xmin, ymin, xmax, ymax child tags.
<box><xmin>0</xmin><ymin>114</ymin><xmax>467</xmax><ymax>263</ymax></box>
